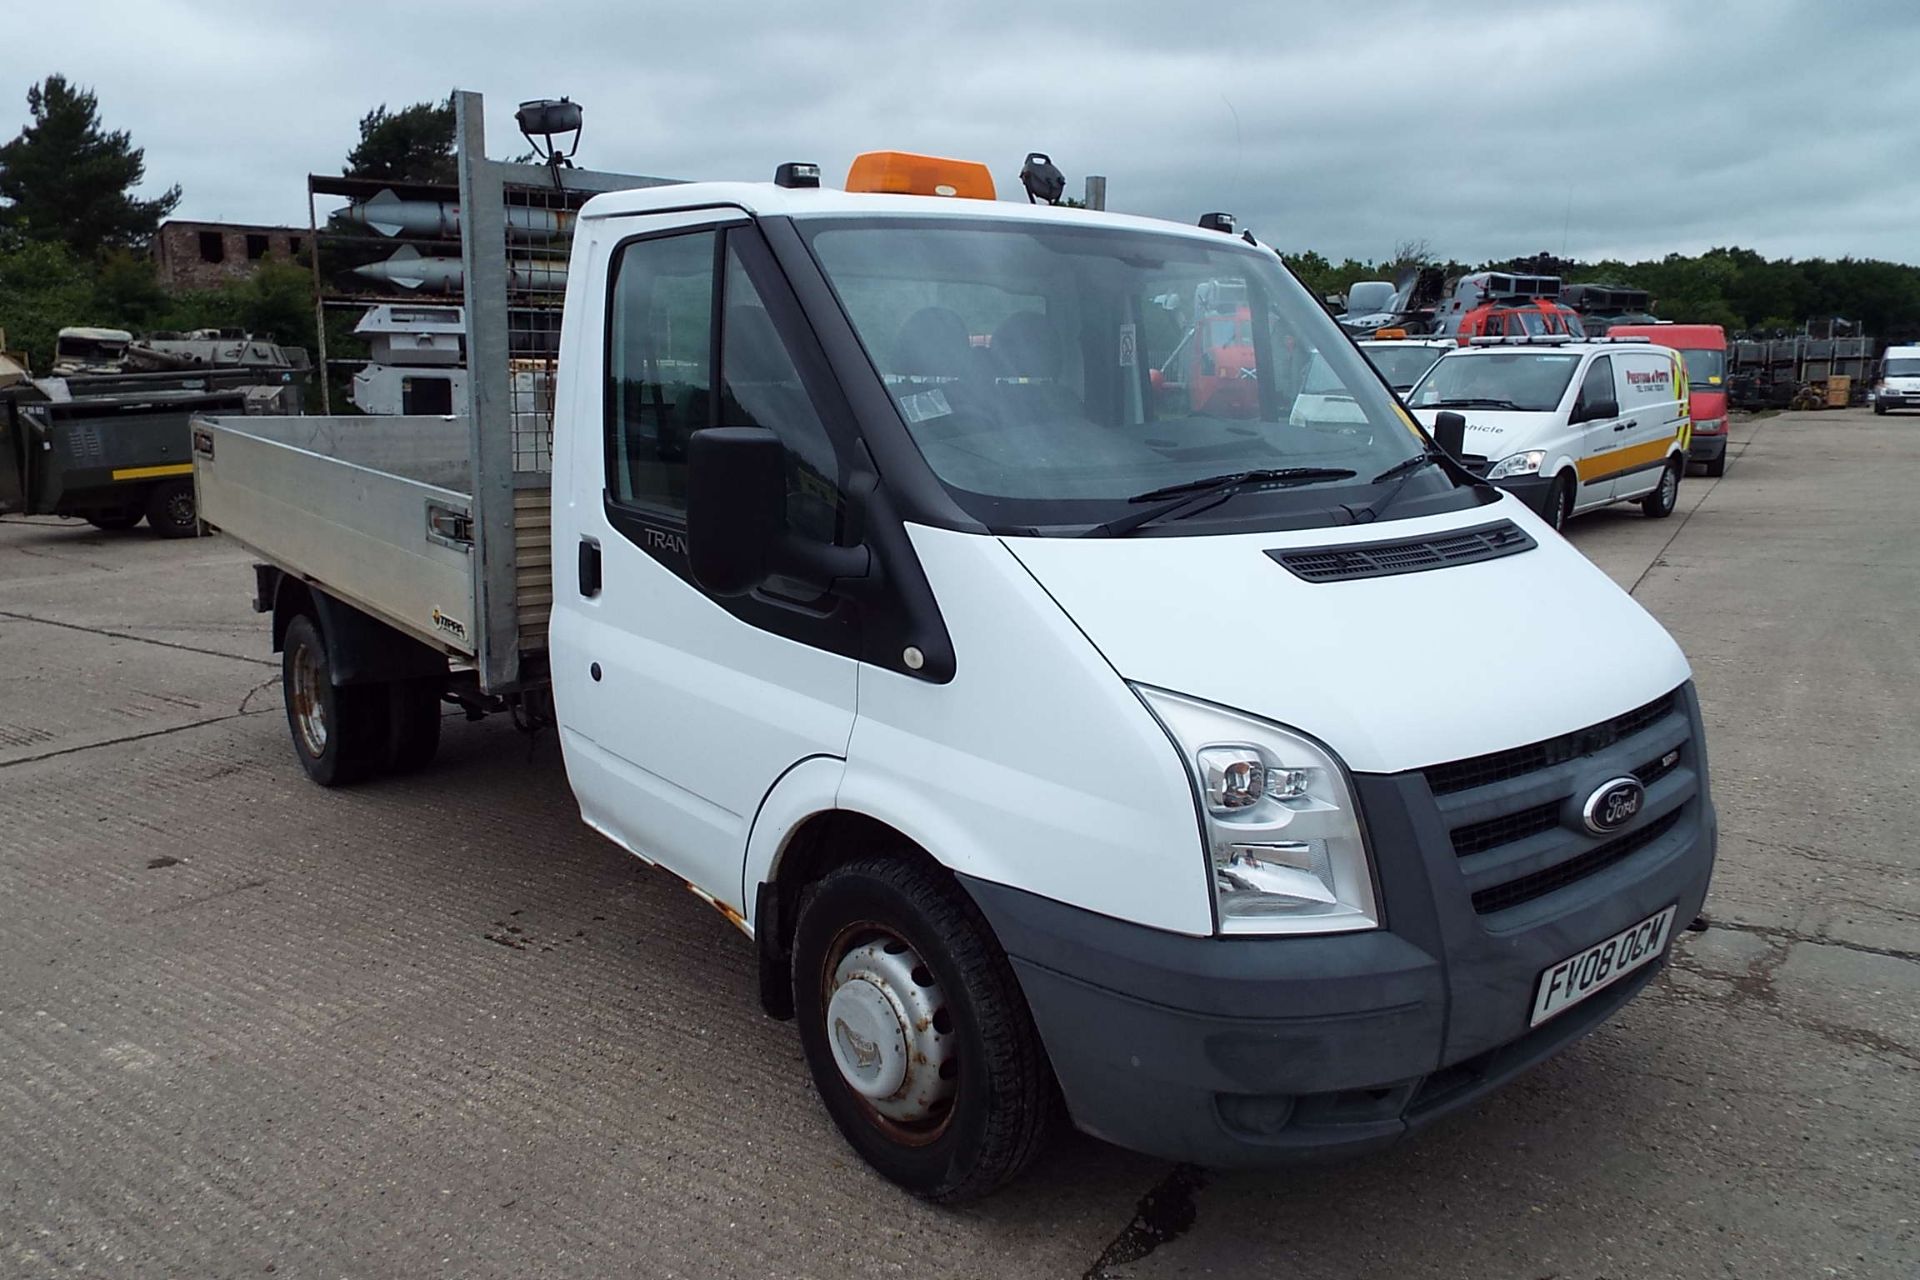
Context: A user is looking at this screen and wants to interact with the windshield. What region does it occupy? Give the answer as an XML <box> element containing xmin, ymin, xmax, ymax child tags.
<box><xmin>805</xmin><ymin>218</ymin><xmax>1438</xmax><ymax>532</ymax></box>
<box><xmin>1362</xmin><ymin>344</ymin><xmax>1448</xmax><ymax>390</ymax></box>
<box><xmin>1410</xmin><ymin>352</ymin><xmax>1583</xmax><ymax>412</ymax></box>
<box><xmin>1680</xmin><ymin>347</ymin><xmax>1726</xmax><ymax>387</ymax></box>
<box><xmin>1886</xmin><ymin>358</ymin><xmax>1920</xmax><ymax>378</ymax></box>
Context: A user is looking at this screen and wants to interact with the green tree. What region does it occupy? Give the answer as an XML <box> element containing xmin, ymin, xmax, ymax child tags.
<box><xmin>0</xmin><ymin>239</ymin><xmax>100</xmax><ymax>372</ymax></box>
<box><xmin>0</xmin><ymin>75</ymin><xmax>180</xmax><ymax>254</ymax></box>
<box><xmin>344</xmin><ymin>98</ymin><xmax>456</xmax><ymax>184</ymax></box>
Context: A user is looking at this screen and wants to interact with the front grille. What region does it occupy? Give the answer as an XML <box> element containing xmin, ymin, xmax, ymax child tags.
<box><xmin>1470</xmin><ymin>808</ymin><xmax>1684</xmax><ymax>914</ymax></box>
<box><xmin>1269</xmin><ymin>520</ymin><xmax>1534</xmax><ymax>584</ymax></box>
<box><xmin>1424</xmin><ymin>691</ymin><xmax>1677</xmax><ymax>796</ymax></box>
<box><xmin>1423</xmin><ymin>686</ymin><xmax>1697</xmax><ymax>918</ymax></box>
<box><xmin>1635</xmin><ymin>746</ymin><xmax>1682</xmax><ymax>788</ymax></box>
<box><xmin>1450</xmin><ymin>800</ymin><xmax>1561</xmax><ymax>857</ymax></box>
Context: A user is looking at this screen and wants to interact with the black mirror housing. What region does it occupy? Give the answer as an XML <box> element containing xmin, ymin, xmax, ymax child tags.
<box><xmin>687</xmin><ymin>427</ymin><xmax>786</xmax><ymax>596</ymax></box>
<box><xmin>1432</xmin><ymin>410</ymin><xmax>1467</xmax><ymax>457</ymax></box>
<box><xmin>687</xmin><ymin>427</ymin><xmax>874</xmax><ymax>599</ymax></box>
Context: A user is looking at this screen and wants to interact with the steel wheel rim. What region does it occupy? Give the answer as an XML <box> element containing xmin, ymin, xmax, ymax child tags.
<box><xmin>165</xmin><ymin>490</ymin><xmax>194</xmax><ymax>527</ymax></box>
<box><xmin>290</xmin><ymin>641</ymin><xmax>329</xmax><ymax>757</ymax></box>
<box><xmin>821</xmin><ymin>922</ymin><xmax>958</xmax><ymax>1145</ymax></box>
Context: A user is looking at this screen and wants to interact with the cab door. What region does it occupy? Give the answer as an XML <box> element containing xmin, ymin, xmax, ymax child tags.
<box><xmin>549</xmin><ymin>211</ymin><xmax>861</xmax><ymax>917</ymax></box>
<box><xmin>1609</xmin><ymin>349</ymin><xmax>1685</xmax><ymax>499</ymax></box>
<box><xmin>1569</xmin><ymin>354</ymin><xmax>1622</xmax><ymax>508</ymax></box>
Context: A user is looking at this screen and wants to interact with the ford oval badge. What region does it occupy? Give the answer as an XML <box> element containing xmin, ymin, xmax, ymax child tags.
<box><xmin>1582</xmin><ymin>776</ymin><xmax>1646</xmax><ymax>834</ymax></box>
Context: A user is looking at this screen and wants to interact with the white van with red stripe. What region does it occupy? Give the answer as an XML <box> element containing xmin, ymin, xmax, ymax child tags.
<box><xmin>1406</xmin><ymin>337</ymin><xmax>1691</xmax><ymax>532</ymax></box>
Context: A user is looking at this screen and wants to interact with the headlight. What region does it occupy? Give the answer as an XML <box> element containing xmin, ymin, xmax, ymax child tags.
<box><xmin>1134</xmin><ymin>685</ymin><xmax>1379</xmax><ymax>935</ymax></box>
<box><xmin>1487</xmin><ymin>449</ymin><xmax>1546</xmax><ymax>480</ymax></box>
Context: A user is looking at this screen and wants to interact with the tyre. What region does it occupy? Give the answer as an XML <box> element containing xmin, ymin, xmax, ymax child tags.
<box><xmin>1874</xmin><ymin>402</ymin><xmax>1887</xmax><ymax>416</ymax></box>
<box><xmin>282</xmin><ymin>613</ymin><xmax>389</xmax><ymax>787</ymax></box>
<box><xmin>1703</xmin><ymin>452</ymin><xmax>1726</xmax><ymax>478</ymax></box>
<box><xmin>1641</xmin><ymin>457</ymin><xmax>1681</xmax><ymax>518</ymax></box>
<box><xmin>85</xmin><ymin>507</ymin><xmax>144</xmax><ymax>531</ymax></box>
<box><xmin>791</xmin><ymin>856</ymin><xmax>1055</xmax><ymax>1202</ymax></box>
<box><xmin>385</xmin><ymin>675</ymin><xmax>444</xmax><ymax>773</ymax></box>
<box><xmin>1546</xmin><ymin>472</ymin><xmax>1576</xmax><ymax>533</ymax></box>
<box><xmin>144</xmin><ymin>479</ymin><xmax>200</xmax><ymax>539</ymax></box>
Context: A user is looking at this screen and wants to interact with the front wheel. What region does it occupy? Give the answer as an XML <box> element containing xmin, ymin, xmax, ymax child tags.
<box><xmin>144</xmin><ymin>479</ymin><xmax>201</xmax><ymax>539</ymax></box>
<box><xmin>1641</xmin><ymin>457</ymin><xmax>1681</xmax><ymax>518</ymax></box>
<box><xmin>791</xmin><ymin>856</ymin><xmax>1055</xmax><ymax>1202</ymax></box>
<box><xmin>1546</xmin><ymin>472</ymin><xmax>1576</xmax><ymax>533</ymax></box>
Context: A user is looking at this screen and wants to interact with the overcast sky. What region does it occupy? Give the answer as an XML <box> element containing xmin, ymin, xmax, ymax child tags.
<box><xmin>10</xmin><ymin>0</ymin><xmax>1920</xmax><ymax>266</ymax></box>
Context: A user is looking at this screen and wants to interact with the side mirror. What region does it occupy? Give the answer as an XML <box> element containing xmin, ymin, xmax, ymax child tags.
<box><xmin>1578</xmin><ymin>397</ymin><xmax>1618</xmax><ymax>423</ymax></box>
<box><xmin>1432</xmin><ymin>410</ymin><xmax>1467</xmax><ymax>456</ymax></box>
<box><xmin>687</xmin><ymin>427</ymin><xmax>785</xmax><ymax>596</ymax></box>
<box><xmin>686</xmin><ymin>426</ymin><xmax>872</xmax><ymax>598</ymax></box>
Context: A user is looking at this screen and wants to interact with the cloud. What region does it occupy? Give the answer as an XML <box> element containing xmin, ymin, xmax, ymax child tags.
<box><xmin>7</xmin><ymin>0</ymin><xmax>1920</xmax><ymax>264</ymax></box>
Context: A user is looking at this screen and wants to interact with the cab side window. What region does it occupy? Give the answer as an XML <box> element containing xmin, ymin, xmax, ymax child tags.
<box><xmin>605</xmin><ymin>226</ymin><xmax>846</xmax><ymax>550</ymax></box>
<box><xmin>606</xmin><ymin>230</ymin><xmax>716</xmax><ymax>513</ymax></box>
<box><xmin>1576</xmin><ymin>356</ymin><xmax>1613</xmax><ymax>417</ymax></box>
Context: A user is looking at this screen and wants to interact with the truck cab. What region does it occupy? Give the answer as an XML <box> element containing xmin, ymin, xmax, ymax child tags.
<box><xmin>1608</xmin><ymin>323</ymin><xmax>1729</xmax><ymax>474</ymax></box>
<box><xmin>542</xmin><ymin>174</ymin><xmax>1714</xmax><ymax>1195</ymax></box>
<box><xmin>203</xmin><ymin>118</ymin><xmax>1716</xmax><ymax>1201</ymax></box>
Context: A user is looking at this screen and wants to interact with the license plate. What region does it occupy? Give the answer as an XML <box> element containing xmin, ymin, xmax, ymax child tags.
<box><xmin>1530</xmin><ymin>905</ymin><xmax>1676</xmax><ymax>1027</ymax></box>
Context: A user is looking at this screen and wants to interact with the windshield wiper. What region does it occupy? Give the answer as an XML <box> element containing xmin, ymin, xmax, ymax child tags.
<box><xmin>1124</xmin><ymin>467</ymin><xmax>1359</xmax><ymax>504</ymax></box>
<box><xmin>1368</xmin><ymin>452</ymin><xmax>1438</xmax><ymax>486</ymax></box>
<box><xmin>1421</xmin><ymin>397</ymin><xmax>1525</xmax><ymax>411</ymax></box>
<box><xmin>1081</xmin><ymin>467</ymin><xmax>1358</xmax><ymax>538</ymax></box>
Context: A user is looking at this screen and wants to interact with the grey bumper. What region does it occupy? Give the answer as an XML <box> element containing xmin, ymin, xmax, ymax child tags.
<box><xmin>963</xmin><ymin>686</ymin><xmax>1717</xmax><ymax>1168</ymax></box>
<box><xmin>1689</xmin><ymin>433</ymin><xmax>1728</xmax><ymax>463</ymax></box>
<box><xmin>1491</xmin><ymin>473</ymin><xmax>1557</xmax><ymax>519</ymax></box>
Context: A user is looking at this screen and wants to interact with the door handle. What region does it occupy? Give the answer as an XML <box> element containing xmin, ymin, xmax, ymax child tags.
<box><xmin>578</xmin><ymin>538</ymin><xmax>602</xmax><ymax>597</ymax></box>
<box><xmin>1614</xmin><ymin>420</ymin><xmax>1637</xmax><ymax>432</ymax></box>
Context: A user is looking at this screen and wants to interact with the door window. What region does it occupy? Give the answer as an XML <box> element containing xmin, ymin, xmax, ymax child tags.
<box><xmin>604</xmin><ymin>229</ymin><xmax>844</xmax><ymax>543</ymax></box>
<box><xmin>719</xmin><ymin>251</ymin><xmax>844</xmax><ymax>544</ymax></box>
<box><xmin>1576</xmin><ymin>356</ymin><xmax>1613</xmax><ymax>416</ymax></box>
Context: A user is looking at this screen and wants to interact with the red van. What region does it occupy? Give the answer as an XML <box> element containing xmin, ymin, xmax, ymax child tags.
<box><xmin>1608</xmin><ymin>324</ymin><xmax>1729</xmax><ymax>476</ymax></box>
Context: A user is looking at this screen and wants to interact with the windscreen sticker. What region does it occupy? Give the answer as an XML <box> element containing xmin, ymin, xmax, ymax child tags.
<box><xmin>1118</xmin><ymin>323</ymin><xmax>1137</xmax><ymax>368</ymax></box>
<box><xmin>899</xmin><ymin>389</ymin><xmax>952</xmax><ymax>424</ymax></box>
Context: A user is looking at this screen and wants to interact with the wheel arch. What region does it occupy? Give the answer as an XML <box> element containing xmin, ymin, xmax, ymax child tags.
<box><xmin>745</xmin><ymin>763</ymin><xmax>978</xmax><ymax>1021</ymax></box>
<box><xmin>266</xmin><ymin>572</ymin><xmax>444</xmax><ymax>686</ymax></box>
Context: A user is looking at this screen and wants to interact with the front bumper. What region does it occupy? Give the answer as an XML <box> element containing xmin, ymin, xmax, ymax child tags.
<box><xmin>1688</xmin><ymin>433</ymin><xmax>1727</xmax><ymax>464</ymax></box>
<box><xmin>964</xmin><ymin>686</ymin><xmax>1717</xmax><ymax>1167</ymax></box>
<box><xmin>1878</xmin><ymin>392</ymin><xmax>1918</xmax><ymax>409</ymax></box>
<box><xmin>1490</xmin><ymin>472</ymin><xmax>1556</xmax><ymax>519</ymax></box>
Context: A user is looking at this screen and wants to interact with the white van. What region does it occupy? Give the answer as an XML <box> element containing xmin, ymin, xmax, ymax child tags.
<box><xmin>1406</xmin><ymin>339</ymin><xmax>1691</xmax><ymax>531</ymax></box>
<box><xmin>1875</xmin><ymin>344</ymin><xmax>1920</xmax><ymax>413</ymax></box>
<box><xmin>201</xmin><ymin>145</ymin><xmax>1718</xmax><ymax>1201</ymax></box>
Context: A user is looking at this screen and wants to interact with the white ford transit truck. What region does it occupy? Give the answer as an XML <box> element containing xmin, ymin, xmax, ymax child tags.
<box><xmin>193</xmin><ymin>94</ymin><xmax>1716</xmax><ymax>1200</ymax></box>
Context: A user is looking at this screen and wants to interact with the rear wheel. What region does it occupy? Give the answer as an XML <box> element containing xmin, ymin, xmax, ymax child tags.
<box><xmin>792</xmin><ymin>856</ymin><xmax>1055</xmax><ymax>1202</ymax></box>
<box><xmin>85</xmin><ymin>507</ymin><xmax>144</xmax><ymax>531</ymax></box>
<box><xmin>1546</xmin><ymin>472</ymin><xmax>1576</xmax><ymax>533</ymax></box>
<box><xmin>1702</xmin><ymin>452</ymin><xmax>1726</xmax><ymax>478</ymax></box>
<box><xmin>282</xmin><ymin>613</ymin><xmax>389</xmax><ymax>787</ymax></box>
<box><xmin>144</xmin><ymin>480</ymin><xmax>200</xmax><ymax>539</ymax></box>
<box><xmin>1641</xmin><ymin>457</ymin><xmax>1681</xmax><ymax>518</ymax></box>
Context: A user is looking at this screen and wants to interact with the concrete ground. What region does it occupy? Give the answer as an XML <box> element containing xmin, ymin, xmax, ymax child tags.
<box><xmin>0</xmin><ymin>409</ymin><xmax>1913</xmax><ymax>1279</ymax></box>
